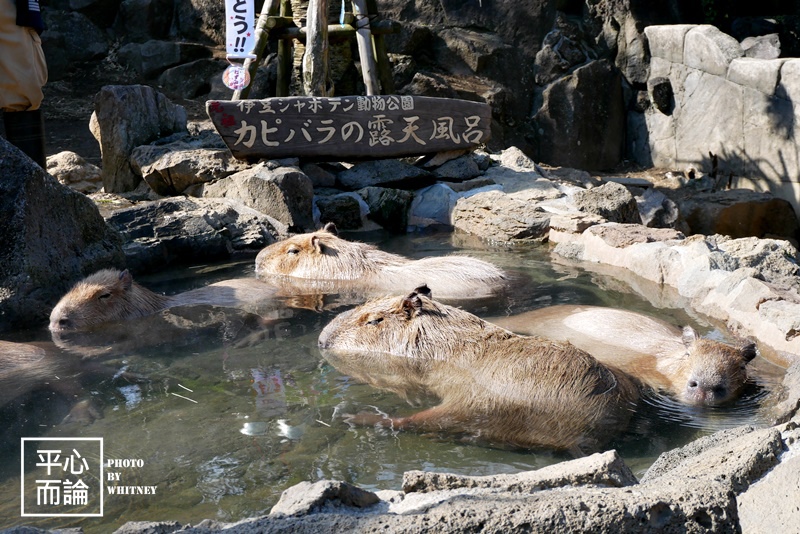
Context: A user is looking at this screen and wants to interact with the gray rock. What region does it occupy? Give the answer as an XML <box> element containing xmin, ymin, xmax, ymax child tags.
<box><xmin>41</xmin><ymin>10</ymin><xmax>108</xmax><ymax>80</ymax></box>
<box><xmin>727</xmin><ymin>57</ymin><xmax>785</xmax><ymax>95</ymax></box>
<box><xmin>92</xmin><ymin>85</ymin><xmax>188</xmax><ymax>193</ymax></box>
<box><xmin>647</xmin><ymin>76</ymin><xmax>673</xmax><ymax>114</ymax></box>
<box><xmin>117</xmin><ymin>40</ymin><xmax>211</xmax><ymax>79</ymax></box>
<box><xmin>202</xmin><ymin>164</ymin><xmax>314</xmax><ymax>231</ymax></box>
<box><xmin>452</xmin><ymin>189</ymin><xmax>551</xmax><ymax>242</ymax></box>
<box><xmin>738</xmin><ymin>451</ymin><xmax>800</xmax><ymax>531</ymax></box>
<box><xmin>315</xmin><ymin>194</ymin><xmax>364</xmax><ymax>230</ymax></box>
<box><xmin>0</xmin><ymin>137</ymin><xmax>125</xmax><ymax>331</ymax></box>
<box><xmin>635</xmin><ymin>188</ymin><xmax>679</xmax><ymax>228</ymax></box>
<box><xmin>572</xmin><ymin>181</ymin><xmax>641</xmax><ymax>224</ymax></box>
<box><xmin>438</xmin><ymin>27</ymin><xmax>512</xmax><ymax>75</ymax></box>
<box><xmin>432</xmin><ymin>155</ymin><xmax>481</xmax><ymax>181</ymax></box>
<box><xmin>337</xmin><ymin>159</ymin><xmax>434</xmax><ymax>191</ymax></box>
<box><xmin>674</xmin><ymin>189</ymin><xmax>800</xmax><ymax>240</ymax></box>
<box><xmin>301</xmin><ymin>163</ymin><xmax>337</xmax><ymax>188</ymax></box>
<box><xmin>403</xmin><ymin>450</ymin><xmax>637</xmax><ymax>493</ymax></box>
<box><xmin>683</xmin><ymin>25</ymin><xmax>744</xmax><ymax>76</ymax></box>
<box><xmin>132</xmin><ymin>147</ymin><xmax>249</xmax><ymax>196</ymax></box>
<box><xmin>533</xmin><ymin>59</ymin><xmax>625</xmax><ymax>171</ymax></box>
<box><xmin>111</xmin><ymin>520</ymin><xmax>183</xmax><ymax>534</ymax></box>
<box><xmin>408</xmin><ymin>183</ymin><xmax>459</xmax><ymax>228</ymax></box>
<box><xmin>357</xmin><ymin>187</ymin><xmax>414</xmax><ymax>233</ymax></box>
<box><xmin>46</xmin><ymin>151</ymin><xmax>102</xmax><ymax>194</ymax></box>
<box><xmin>644</xmin><ymin>24</ymin><xmax>696</xmax><ymax>64</ymax></box>
<box><xmin>270</xmin><ymin>480</ymin><xmax>379</xmax><ymax>516</ymax></box>
<box><xmin>105</xmin><ymin>197</ymin><xmax>284</xmax><ymax>272</ymax></box>
<box><xmin>111</xmin><ymin>0</ymin><xmax>174</xmax><ymax>44</ymax></box>
<box><xmin>741</xmin><ymin>33</ymin><xmax>781</xmax><ymax>59</ymax></box>
<box><xmin>157</xmin><ymin>58</ymin><xmax>228</xmax><ymax>100</ymax></box>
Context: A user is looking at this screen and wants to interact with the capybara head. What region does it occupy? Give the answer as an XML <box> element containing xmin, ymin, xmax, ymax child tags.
<box><xmin>255</xmin><ymin>223</ymin><xmax>388</xmax><ymax>281</ymax></box>
<box><xmin>49</xmin><ymin>269</ymin><xmax>168</xmax><ymax>332</ymax></box>
<box><xmin>665</xmin><ymin>327</ymin><xmax>758</xmax><ymax>406</ymax></box>
<box><xmin>318</xmin><ymin>285</ymin><xmax>500</xmax><ymax>359</ymax></box>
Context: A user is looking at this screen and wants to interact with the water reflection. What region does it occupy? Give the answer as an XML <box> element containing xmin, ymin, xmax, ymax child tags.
<box><xmin>0</xmin><ymin>232</ymin><xmax>787</xmax><ymax>533</ymax></box>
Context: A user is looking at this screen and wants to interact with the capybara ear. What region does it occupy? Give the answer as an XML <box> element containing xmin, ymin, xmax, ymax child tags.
<box><xmin>401</xmin><ymin>293</ymin><xmax>424</xmax><ymax>319</ymax></box>
<box><xmin>681</xmin><ymin>326</ymin><xmax>699</xmax><ymax>347</ymax></box>
<box><xmin>118</xmin><ymin>269</ymin><xmax>133</xmax><ymax>291</ymax></box>
<box><xmin>322</xmin><ymin>222</ymin><xmax>338</xmax><ymax>236</ymax></box>
<box><xmin>411</xmin><ymin>284</ymin><xmax>431</xmax><ymax>299</ymax></box>
<box><xmin>741</xmin><ymin>342</ymin><xmax>758</xmax><ymax>363</ymax></box>
<box><xmin>311</xmin><ymin>235</ymin><xmax>324</xmax><ymax>254</ymax></box>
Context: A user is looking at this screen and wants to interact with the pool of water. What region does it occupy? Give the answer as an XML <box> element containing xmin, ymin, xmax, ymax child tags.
<box><xmin>0</xmin><ymin>231</ymin><xmax>785</xmax><ymax>532</ymax></box>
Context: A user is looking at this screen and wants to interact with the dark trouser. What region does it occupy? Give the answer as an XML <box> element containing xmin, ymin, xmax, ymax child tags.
<box><xmin>3</xmin><ymin>109</ymin><xmax>46</xmax><ymax>167</ymax></box>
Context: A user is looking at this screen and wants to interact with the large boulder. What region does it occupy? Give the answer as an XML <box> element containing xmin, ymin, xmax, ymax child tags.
<box><xmin>41</xmin><ymin>10</ymin><xmax>110</xmax><ymax>81</ymax></box>
<box><xmin>202</xmin><ymin>164</ymin><xmax>315</xmax><ymax>232</ymax></box>
<box><xmin>91</xmin><ymin>85</ymin><xmax>188</xmax><ymax>194</ymax></box>
<box><xmin>532</xmin><ymin>59</ymin><xmax>625</xmax><ymax>170</ymax></box>
<box><xmin>0</xmin><ymin>139</ymin><xmax>125</xmax><ymax>331</ymax></box>
<box><xmin>104</xmin><ymin>197</ymin><xmax>285</xmax><ymax>273</ymax></box>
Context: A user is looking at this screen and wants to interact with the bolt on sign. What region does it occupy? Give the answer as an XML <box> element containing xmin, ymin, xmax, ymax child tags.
<box><xmin>206</xmin><ymin>95</ymin><xmax>492</xmax><ymax>160</ymax></box>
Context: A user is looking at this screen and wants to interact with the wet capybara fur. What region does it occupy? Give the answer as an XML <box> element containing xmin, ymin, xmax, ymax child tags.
<box><xmin>255</xmin><ymin>223</ymin><xmax>507</xmax><ymax>300</ymax></box>
<box><xmin>49</xmin><ymin>269</ymin><xmax>279</xmax><ymax>332</ymax></box>
<box><xmin>318</xmin><ymin>286</ymin><xmax>641</xmax><ymax>453</ymax></box>
<box><xmin>490</xmin><ymin>305</ymin><xmax>757</xmax><ymax>406</ymax></box>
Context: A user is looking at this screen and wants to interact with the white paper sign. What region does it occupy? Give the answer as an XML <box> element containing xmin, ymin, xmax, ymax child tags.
<box><xmin>225</xmin><ymin>0</ymin><xmax>256</xmax><ymax>59</ymax></box>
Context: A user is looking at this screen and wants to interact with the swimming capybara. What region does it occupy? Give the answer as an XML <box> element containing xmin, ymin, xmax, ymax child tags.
<box><xmin>488</xmin><ymin>305</ymin><xmax>757</xmax><ymax>406</ymax></box>
<box><xmin>318</xmin><ymin>286</ymin><xmax>641</xmax><ymax>453</ymax></box>
<box><xmin>49</xmin><ymin>269</ymin><xmax>280</xmax><ymax>332</ymax></box>
<box><xmin>255</xmin><ymin>223</ymin><xmax>507</xmax><ymax>301</ymax></box>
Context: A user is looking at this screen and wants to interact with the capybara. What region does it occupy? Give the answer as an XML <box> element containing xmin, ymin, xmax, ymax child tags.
<box><xmin>488</xmin><ymin>305</ymin><xmax>757</xmax><ymax>406</ymax></box>
<box><xmin>255</xmin><ymin>223</ymin><xmax>507</xmax><ymax>300</ymax></box>
<box><xmin>49</xmin><ymin>269</ymin><xmax>280</xmax><ymax>332</ymax></box>
<box><xmin>318</xmin><ymin>286</ymin><xmax>641</xmax><ymax>453</ymax></box>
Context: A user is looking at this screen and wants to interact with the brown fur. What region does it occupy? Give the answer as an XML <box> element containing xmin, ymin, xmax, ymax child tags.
<box><xmin>318</xmin><ymin>288</ymin><xmax>641</xmax><ymax>453</ymax></box>
<box><xmin>49</xmin><ymin>269</ymin><xmax>279</xmax><ymax>332</ymax></box>
<box><xmin>255</xmin><ymin>224</ymin><xmax>507</xmax><ymax>300</ymax></box>
<box><xmin>489</xmin><ymin>305</ymin><xmax>757</xmax><ymax>406</ymax></box>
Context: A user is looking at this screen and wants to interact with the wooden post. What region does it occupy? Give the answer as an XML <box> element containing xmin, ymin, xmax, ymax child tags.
<box><xmin>351</xmin><ymin>0</ymin><xmax>379</xmax><ymax>95</ymax></box>
<box><xmin>366</xmin><ymin>0</ymin><xmax>395</xmax><ymax>94</ymax></box>
<box><xmin>277</xmin><ymin>0</ymin><xmax>293</xmax><ymax>97</ymax></box>
<box><xmin>302</xmin><ymin>0</ymin><xmax>332</xmax><ymax>96</ymax></box>
<box><xmin>232</xmin><ymin>0</ymin><xmax>281</xmax><ymax>100</ymax></box>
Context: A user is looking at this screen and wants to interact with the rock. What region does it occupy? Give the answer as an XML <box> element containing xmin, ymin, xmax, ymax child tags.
<box><xmin>46</xmin><ymin>151</ymin><xmax>102</xmax><ymax>194</ymax></box>
<box><xmin>0</xmin><ymin>138</ymin><xmax>124</xmax><ymax>331</ymax></box>
<box><xmin>202</xmin><ymin>164</ymin><xmax>314</xmax><ymax>232</ymax></box>
<box><xmin>41</xmin><ymin>10</ymin><xmax>109</xmax><ymax>81</ymax></box>
<box><xmin>571</xmin><ymin>181</ymin><xmax>641</xmax><ymax>224</ymax></box>
<box><xmin>533</xmin><ymin>59</ymin><xmax>625</xmax><ymax>171</ymax></box>
<box><xmin>683</xmin><ymin>25</ymin><xmax>744</xmax><ymax>77</ymax></box>
<box><xmin>314</xmin><ymin>194</ymin><xmax>364</xmax><ymax>230</ymax></box>
<box><xmin>534</xmin><ymin>14</ymin><xmax>591</xmax><ymax>85</ymax></box>
<box><xmin>337</xmin><ymin>159</ymin><xmax>434</xmax><ymax>191</ymax></box>
<box><xmin>104</xmin><ymin>197</ymin><xmax>284</xmax><ymax>272</ymax></box>
<box><xmin>111</xmin><ymin>0</ymin><xmax>174</xmax><ymax>44</ymax></box>
<box><xmin>451</xmin><ymin>189</ymin><xmax>551</xmax><ymax>242</ymax></box>
<box><xmin>357</xmin><ymin>187</ymin><xmax>414</xmax><ymax>233</ymax></box>
<box><xmin>111</xmin><ymin>520</ymin><xmax>183</xmax><ymax>534</ymax></box>
<box><xmin>92</xmin><ymin>85</ymin><xmax>188</xmax><ymax>193</ymax></box>
<box><xmin>738</xmin><ymin>452</ymin><xmax>800</xmax><ymax>531</ymax></box>
<box><xmin>741</xmin><ymin>34</ymin><xmax>781</xmax><ymax>59</ymax></box>
<box><xmin>132</xmin><ymin>147</ymin><xmax>249</xmax><ymax>196</ymax></box>
<box><xmin>647</xmin><ymin>76</ymin><xmax>673</xmax><ymax>114</ymax></box>
<box><xmin>674</xmin><ymin>189</ymin><xmax>800</xmax><ymax>240</ymax></box>
<box><xmin>403</xmin><ymin>450</ymin><xmax>637</xmax><ymax>493</ymax></box>
<box><xmin>301</xmin><ymin>163</ymin><xmax>337</xmax><ymax>188</ymax></box>
<box><xmin>157</xmin><ymin>58</ymin><xmax>228</xmax><ymax>100</ymax></box>
<box><xmin>117</xmin><ymin>40</ymin><xmax>211</xmax><ymax>79</ymax></box>
<box><xmin>635</xmin><ymin>188</ymin><xmax>679</xmax><ymax>228</ymax></box>
<box><xmin>398</xmin><ymin>72</ymin><xmax>460</xmax><ymax>99</ymax></box>
<box><xmin>270</xmin><ymin>480</ymin><xmax>379</xmax><ymax>516</ymax></box>
<box><xmin>432</xmin><ymin>155</ymin><xmax>481</xmax><ymax>181</ymax></box>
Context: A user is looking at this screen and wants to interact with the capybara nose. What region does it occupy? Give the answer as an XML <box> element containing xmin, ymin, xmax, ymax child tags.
<box><xmin>53</xmin><ymin>317</ymin><xmax>72</xmax><ymax>331</ymax></box>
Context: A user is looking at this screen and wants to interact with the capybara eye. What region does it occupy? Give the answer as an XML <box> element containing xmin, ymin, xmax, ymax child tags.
<box><xmin>287</xmin><ymin>247</ymin><xmax>300</xmax><ymax>255</ymax></box>
<box><xmin>98</xmin><ymin>292</ymin><xmax>111</xmax><ymax>300</ymax></box>
<box><xmin>366</xmin><ymin>317</ymin><xmax>383</xmax><ymax>326</ymax></box>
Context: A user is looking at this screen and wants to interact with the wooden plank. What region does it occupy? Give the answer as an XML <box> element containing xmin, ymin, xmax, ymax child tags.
<box><xmin>276</xmin><ymin>0</ymin><xmax>293</xmax><ymax>97</ymax></box>
<box><xmin>206</xmin><ymin>95</ymin><xmax>492</xmax><ymax>161</ymax></box>
<box><xmin>302</xmin><ymin>0</ymin><xmax>332</xmax><ymax>96</ymax></box>
<box><xmin>352</xmin><ymin>0</ymin><xmax>379</xmax><ymax>95</ymax></box>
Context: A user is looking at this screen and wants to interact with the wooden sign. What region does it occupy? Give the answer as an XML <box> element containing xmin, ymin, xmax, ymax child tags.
<box><xmin>206</xmin><ymin>95</ymin><xmax>492</xmax><ymax>161</ymax></box>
